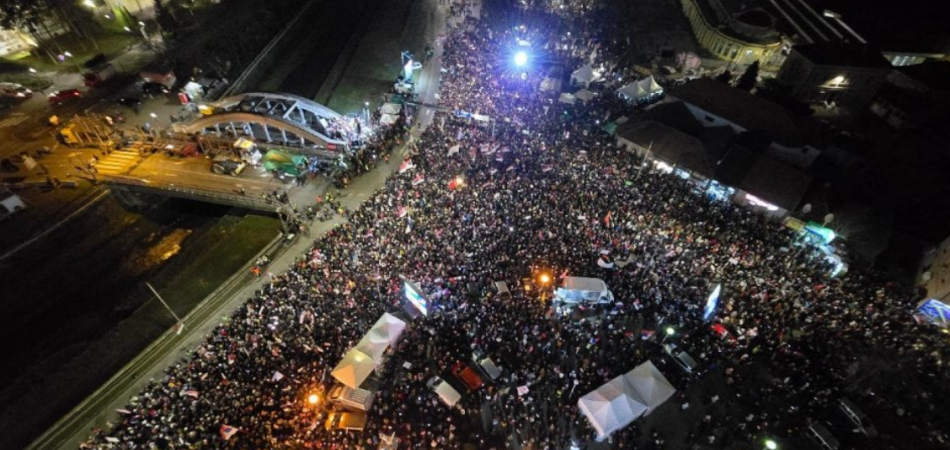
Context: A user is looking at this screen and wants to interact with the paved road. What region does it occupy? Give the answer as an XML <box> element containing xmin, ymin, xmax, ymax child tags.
<box><xmin>26</xmin><ymin>0</ymin><xmax>454</xmax><ymax>448</ymax></box>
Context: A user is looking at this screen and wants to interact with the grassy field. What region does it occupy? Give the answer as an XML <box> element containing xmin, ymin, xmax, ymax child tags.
<box><xmin>0</xmin><ymin>199</ymin><xmax>279</xmax><ymax>450</ymax></box>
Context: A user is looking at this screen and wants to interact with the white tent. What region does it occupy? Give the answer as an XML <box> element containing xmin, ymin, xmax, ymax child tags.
<box><xmin>574</xmin><ymin>89</ymin><xmax>595</xmax><ymax>102</ymax></box>
<box><xmin>331</xmin><ymin>349</ymin><xmax>375</xmax><ymax>389</ymax></box>
<box><xmin>368</xmin><ymin>313</ymin><xmax>406</xmax><ymax>345</ymax></box>
<box><xmin>571</xmin><ymin>64</ymin><xmax>599</xmax><ymax>87</ymax></box>
<box><xmin>355</xmin><ymin>331</ymin><xmax>390</xmax><ymax>362</ymax></box>
<box><xmin>380</xmin><ymin>102</ymin><xmax>402</xmax><ymax>115</ymax></box>
<box><xmin>617</xmin><ymin>76</ymin><xmax>663</xmax><ymax>102</ymax></box>
<box><xmin>380</xmin><ymin>114</ymin><xmax>399</xmax><ymax>126</ymax></box>
<box><xmin>558</xmin><ymin>93</ymin><xmax>576</xmax><ymax>104</ymax></box>
<box><xmin>624</xmin><ymin>361</ymin><xmax>676</xmax><ymax>414</ymax></box>
<box><xmin>578</xmin><ymin>374</ymin><xmax>648</xmax><ymax>440</ymax></box>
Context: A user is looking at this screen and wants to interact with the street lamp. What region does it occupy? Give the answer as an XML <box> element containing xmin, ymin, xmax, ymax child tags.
<box><xmin>764</xmin><ymin>439</ymin><xmax>778</xmax><ymax>450</ymax></box>
<box><xmin>661</xmin><ymin>326</ymin><xmax>675</xmax><ymax>344</ymax></box>
<box><xmin>82</xmin><ymin>0</ymin><xmax>96</xmax><ymax>8</ymax></box>
<box><xmin>307</xmin><ymin>393</ymin><xmax>319</xmax><ymax>405</ymax></box>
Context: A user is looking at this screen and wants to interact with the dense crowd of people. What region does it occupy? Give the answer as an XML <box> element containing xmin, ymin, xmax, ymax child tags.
<box><xmin>80</xmin><ymin>0</ymin><xmax>950</xmax><ymax>449</ymax></box>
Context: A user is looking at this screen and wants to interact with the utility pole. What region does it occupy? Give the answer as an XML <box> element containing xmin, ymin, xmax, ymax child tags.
<box><xmin>146</xmin><ymin>282</ymin><xmax>185</xmax><ymax>334</ymax></box>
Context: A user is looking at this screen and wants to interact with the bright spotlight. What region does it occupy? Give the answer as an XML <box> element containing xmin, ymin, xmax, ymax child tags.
<box><xmin>514</xmin><ymin>51</ymin><xmax>528</xmax><ymax>67</ymax></box>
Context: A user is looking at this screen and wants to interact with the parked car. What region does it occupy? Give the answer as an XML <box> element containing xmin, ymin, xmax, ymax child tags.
<box><xmin>324</xmin><ymin>411</ymin><xmax>366</xmax><ymax>432</ymax></box>
<box><xmin>427</xmin><ymin>376</ymin><xmax>461</xmax><ymax>408</ymax></box>
<box><xmin>451</xmin><ymin>361</ymin><xmax>483</xmax><ymax>391</ymax></box>
<box><xmin>83</xmin><ymin>63</ymin><xmax>117</xmax><ymax>88</ymax></box>
<box><xmin>48</xmin><ymin>89</ymin><xmax>82</xmax><ymax>105</ymax></box>
<box><xmin>472</xmin><ymin>353</ymin><xmax>502</xmax><ymax>381</ymax></box>
<box><xmin>663</xmin><ymin>343</ymin><xmax>699</xmax><ymax>374</ymax></box>
<box><xmin>328</xmin><ymin>384</ymin><xmax>375</xmax><ymax>412</ymax></box>
<box><xmin>838</xmin><ymin>398</ymin><xmax>877</xmax><ymax>437</ymax></box>
<box><xmin>211</xmin><ymin>155</ymin><xmax>247</xmax><ymax>176</ymax></box>
<box><xmin>807</xmin><ymin>422</ymin><xmax>840</xmax><ymax>450</ymax></box>
<box><xmin>0</xmin><ymin>82</ymin><xmax>32</xmax><ymax>98</ymax></box>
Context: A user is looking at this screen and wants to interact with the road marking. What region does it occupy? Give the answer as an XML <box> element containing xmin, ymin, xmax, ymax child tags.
<box><xmin>0</xmin><ymin>114</ymin><xmax>30</xmax><ymax>128</ymax></box>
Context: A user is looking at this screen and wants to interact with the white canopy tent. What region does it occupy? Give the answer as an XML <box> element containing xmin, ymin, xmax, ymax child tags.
<box><xmin>578</xmin><ymin>361</ymin><xmax>676</xmax><ymax>440</ymax></box>
<box><xmin>571</xmin><ymin>64</ymin><xmax>599</xmax><ymax>87</ymax></box>
<box><xmin>355</xmin><ymin>331</ymin><xmax>391</xmax><ymax>362</ymax></box>
<box><xmin>558</xmin><ymin>93</ymin><xmax>576</xmax><ymax>105</ymax></box>
<box><xmin>617</xmin><ymin>76</ymin><xmax>663</xmax><ymax>102</ymax></box>
<box><xmin>368</xmin><ymin>313</ymin><xmax>407</xmax><ymax>345</ymax></box>
<box><xmin>380</xmin><ymin>102</ymin><xmax>402</xmax><ymax>115</ymax></box>
<box><xmin>624</xmin><ymin>361</ymin><xmax>676</xmax><ymax>414</ymax></box>
<box><xmin>574</xmin><ymin>89</ymin><xmax>595</xmax><ymax>102</ymax></box>
<box><xmin>331</xmin><ymin>349</ymin><xmax>376</xmax><ymax>389</ymax></box>
<box><xmin>379</xmin><ymin>114</ymin><xmax>399</xmax><ymax>126</ymax></box>
<box><xmin>578</xmin><ymin>375</ymin><xmax>649</xmax><ymax>440</ymax></box>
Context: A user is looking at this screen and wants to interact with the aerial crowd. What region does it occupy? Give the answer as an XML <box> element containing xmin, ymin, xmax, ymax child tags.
<box><xmin>80</xmin><ymin>0</ymin><xmax>950</xmax><ymax>449</ymax></box>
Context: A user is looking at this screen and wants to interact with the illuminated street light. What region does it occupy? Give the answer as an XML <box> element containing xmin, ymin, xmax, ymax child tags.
<box><xmin>64</xmin><ymin>51</ymin><xmax>72</xmax><ymax>57</ymax></box>
<box><xmin>149</xmin><ymin>112</ymin><xmax>158</xmax><ymax>118</ymax></box>
<box><xmin>455</xmin><ymin>175</ymin><xmax>464</xmax><ymax>186</ymax></box>
<box><xmin>514</xmin><ymin>50</ymin><xmax>528</xmax><ymax>67</ymax></box>
<box><xmin>123</xmin><ymin>26</ymin><xmax>131</xmax><ymax>32</ymax></box>
<box><xmin>28</xmin><ymin>67</ymin><xmax>37</xmax><ymax>73</ymax></box>
<box><xmin>661</xmin><ymin>326</ymin><xmax>676</xmax><ymax>344</ymax></box>
<box><xmin>82</xmin><ymin>0</ymin><xmax>96</xmax><ymax>8</ymax></box>
<box><xmin>539</xmin><ymin>274</ymin><xmax>551</xmax><ymax>284</ymax></box>
<box><xmin>307</xmin><ymin>393</ymin><xmax>319</xmax><ymax>405</ymax></box>
<box><xmin>765</xmin><ymin>439</ymin><xmax>778</xmax><ymax>450</ymax></box>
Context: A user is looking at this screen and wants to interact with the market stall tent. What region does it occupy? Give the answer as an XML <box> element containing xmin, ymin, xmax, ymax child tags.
<box><xmin>617</xmin><ymin>76</ymin><xmax>663</xmax><ymax>103</ymax></box>
<box><xmin>624</xmin><ymin>361</ymin><xmax>676</xmax><ymax>414</ymax></box>
<box><xmin>574</xmin><ymin>89</ymin><xmax>595</xmax><ymax>102</ymax></box>
<box><xmin>331</xmin><ymin>349</ymin><xmax>375</xmax><ymax>389</ymax></box>
<box><xmin>355</xmin><ymin>331</ymin><xmax>391</xmax><ymax>362</ymax></box>
<box><xmin>368</xmin><ymin>313</ymin><xmax>407</xmax><ymax>345</ymax></box>
<box><xmin>578</xmin><ymin>374</ymin><xmax>649</xmax><ymax>440</ymax></box>
<box><xmin>571</xmin><ymin>64</ymin><xmax>599</xmax><ymax>87</ymax></box>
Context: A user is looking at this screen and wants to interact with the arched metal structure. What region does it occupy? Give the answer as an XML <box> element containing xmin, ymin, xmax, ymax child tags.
<box><xmin>174</xmin><ymin>92</ymin><xmax>355</xmax><ymax>157</ymax></box>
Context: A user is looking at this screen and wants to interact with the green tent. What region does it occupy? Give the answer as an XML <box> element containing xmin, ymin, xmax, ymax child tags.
<box><xmin>262</xmin><ymin>150</ymin><xmax>308</xmax><ymax>176</ymax></box>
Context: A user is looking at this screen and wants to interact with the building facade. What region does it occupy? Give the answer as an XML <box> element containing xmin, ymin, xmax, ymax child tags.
<box><xmin>777</xmin><ymin>44</ymin><xmax>891</xmax><ymax>109</ymax></box>
<box><xmin>680</xmin><ymin>0</ymin><xmax>786</xmax><ymax>68</ymax></box>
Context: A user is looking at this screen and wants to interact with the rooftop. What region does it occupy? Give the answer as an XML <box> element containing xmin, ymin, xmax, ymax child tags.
<box><xmin>792</xmin><ymin>43</ymin><xmax>892</xmax><ymax>68</ymax></box>
<box><xmin>670</xmin><ymin>78</ymin><xmax>808</xmax><ymax>147</ymax></box>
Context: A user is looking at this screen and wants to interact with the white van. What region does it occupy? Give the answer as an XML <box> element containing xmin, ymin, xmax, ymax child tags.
<box><xmin>554</xmin><ymin>277</ymin><xmax>614</xmax><ymax>304</ymax></box>
<box><xmin>427</xmin><ymin>376</ymin><xmax>461</xmax><ymax>408</ymax></box>
<box><xmin>327</xmin><ymin>384</ymin><xmax>376</xmax><ymax>412</ymax></box>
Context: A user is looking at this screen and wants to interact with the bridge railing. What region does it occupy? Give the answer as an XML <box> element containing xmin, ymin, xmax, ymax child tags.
<box><xmin>103</xmin><ymin>175</ymin><xmax>279</xmax><ymax>212</ymax></box>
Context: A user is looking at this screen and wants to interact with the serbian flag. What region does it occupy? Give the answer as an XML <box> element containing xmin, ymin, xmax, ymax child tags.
<box><xmin>182</xmin><ymin>389</ymin><xmax>199</xmax><ymax>399</ymax></box>
<box><xmin>412</xmin><ymin>173</ymin><xmax>425</xmax><ymax>185</ymax></box>
<box><xmin>448</xmin><ymin>177</ymin><xmax>462</xmax><ymax>190</ymax></box>
<box><xmin>640</xmin><ymin>330</ymin><xmax>655</xmax><ymax>340</ymax></box>
<box><xmin>542</xmin><ymin>164</ymin><xmax>553</xmax><ymax>172</ymax></box>
<box><xmin>604</xmin><ymin>211</ymin><xmax>612</xmax><ymax>227</ymax></box>
<box><xmin>397</xmin><ymin>206</ymin><xmax>408</xmax><ymax>218</ymax></box>
<box><xmin>220</xmin><ymin>424</ymin><xmax>240</xmax><ymax>440</ymax></box>
<box><xmin>398</xmin><ymin>159</ymin><xmax>415</xmax><ymax>173</ymax></box>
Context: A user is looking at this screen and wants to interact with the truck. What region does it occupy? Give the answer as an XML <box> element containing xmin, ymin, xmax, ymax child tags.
<box><xmin>327</xmin><ymin>384</ymin><xmax>376</xmax><ymax>412</ymax></box>
<box><xmin>210</xmin><ymin>155</ymin><xmax>247</xmax><ymax>176</ymax></box>
<box><xmin>139</xmin><ymin>69</ymin><xmax>177</xmax><ymax>89</ymax></box>
<box><xmin>83</xmin><ymin>63</ymin><xmax>117</xmax><ymax>88</ymax></box>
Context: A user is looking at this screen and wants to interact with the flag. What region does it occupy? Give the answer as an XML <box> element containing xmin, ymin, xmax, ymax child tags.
<box><xmin>604</xmin><ymin>211</ymin><xmax>612</xmax><ymax>227</ymax></box>
<box><xmin>542</xmin><ymin>164</ymin><xmax>553</xmax><ymax>172</ymax></box>
<box><xmin>116</xmin><ymin>408</ymin><xmax>132</xmax><ymax>415</ymax></box>
<box><xmin>182</xmin><ymin>389</ymin><xmax>199</xmax><ymax>398</ymax></box>
<box><xmin>412</xmin><ymin>174</ymin><xmax>425</xmax><ymax>186</ymax></box>
<box><xmin>559</xmin><ymin>269</ymin><xmax>569</xmax><ymax>279</ymax></box>
<box><xmin>640</xmin><ymin>330</ymin><xmax>655</xmax><ymax>340</ymax></box>
<box><xmin>397</xmin><ymin>206</ymin><xmax>407</xmax><ymax>218</ymax></box>
<box><xmin>517</xmin><ymin>385</ymin><xmax>530</xmax><ymax>396</ymax></box>
<box><xmin>398</xmin><ymin>159</ymin><xmax>415</xmax><ymax>173</ymax></box>
<box><xmin>272</xmin><ymin>371</ymin><xmax>285</xmax><ymax>382</ymax></box>
<box><xmin>447</xmin><ymin>144</ymin><xmax>460</xmax><ymax>156</ymax></box>
<box><xmin>220</xmin><ymin>424</ymin><xmax>240</xmax><ymax>441</ymax></box>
